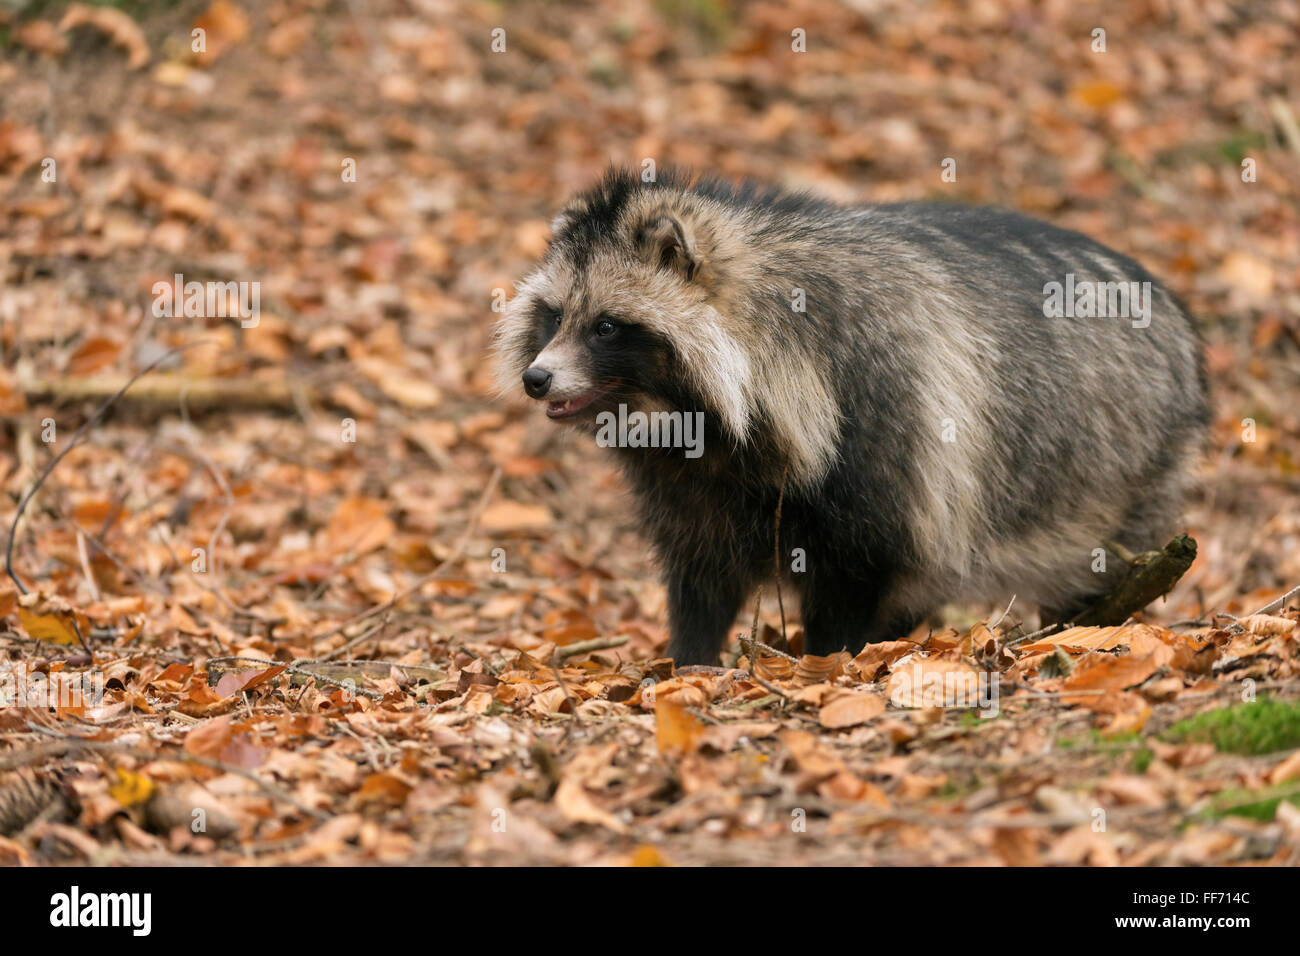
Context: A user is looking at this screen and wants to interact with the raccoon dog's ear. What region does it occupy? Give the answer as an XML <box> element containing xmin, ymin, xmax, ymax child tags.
<box><xmin>635</xmin><ymin>212</ymin><xmax>699</xmax><ymax>282</ymax></box>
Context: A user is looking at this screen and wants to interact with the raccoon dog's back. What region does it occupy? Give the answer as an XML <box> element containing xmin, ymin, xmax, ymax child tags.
<box><xmin>496</xmin><ymin>169</ymin><xmax>1210</xmax><ymax>665</ymax></box>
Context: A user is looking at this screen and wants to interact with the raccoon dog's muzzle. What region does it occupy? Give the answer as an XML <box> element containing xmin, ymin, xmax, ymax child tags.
<box><xmin>522</xmin><ymin>342</ymin><xmax>618</xmax><ymax>420</ymax></box>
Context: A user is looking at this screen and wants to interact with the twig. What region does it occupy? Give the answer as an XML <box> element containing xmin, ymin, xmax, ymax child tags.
<box><xmin>555</xmin><ymin>634</ymin><xmax>629</xmax><ymax>660</ymax></box>
<box><xmin>1004</xmin><ymin>622</ymin><xmax>1061</xmax><ymax>649</ymax></box>
<box><xmin>549</xmin><ymin>650</ymin><xmax>583</xmax><ymax>727</ymax></box>
<box><xmin>741</xmin><ymin>637</ymin><xmax>800</xmax><ymax>664</ymax></box>
<box><xmin>3</xmin><ymin>343</ymin><xmax>201</xmax><ymax>600</ymax></box>
<box><xmin>749</xmin><ymin>673</ymin><xmax>791</xmax><ymax>700</ymax></box>
<box><xmin>1101</xmin><ymin>538</ymin><xmax>1138</xmax><ymax>565</ymax></box>
<box><xmin>988</xmin><ymin>594</ymin><xmax>1017</xmax><ymax>631</ymax></box>
<box><xmin>1269</xmin><ymin>96</ymin><xmax>1300</xmax><ymax>159</ymax></box>
<box><xmin>204</xmin><ymin>655</ymin><xmax>386</xmax><ymax>699</ymax></box>
<box><xmin>19</xmin><ymin>373</ymin><xmax>316</xmax><ymax>410</ymax></box>
<box><xmin>1246</xmin><ymin>584</ymin><xmax>1300</xmax><ymax>619</ymax></box>
<box><xmin>74</xmin><ymin>530</ymin><xmax>99</xmax><ymax>603</ymax></box>
<box><xmin>731</xmin><ymin>692</ymin><xmax>782</xmax><ymax>711</ymax></box>
<box><xmin>838</xmin><ymin>804</ymin><xmax>1168</xmax><ymax>830</ymax></box>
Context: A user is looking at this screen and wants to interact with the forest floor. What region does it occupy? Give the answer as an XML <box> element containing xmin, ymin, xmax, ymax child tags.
<box><xmin>0</xmin><ymin>0</ymin><xmax>1299</xmax><ymax>865</ymax></box>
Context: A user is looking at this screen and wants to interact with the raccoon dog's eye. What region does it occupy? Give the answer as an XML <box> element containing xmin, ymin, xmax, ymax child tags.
<box><xmin>596</xmin><ymin>320</ymin><xmax>616</xmax><ymax>337</ymax></box>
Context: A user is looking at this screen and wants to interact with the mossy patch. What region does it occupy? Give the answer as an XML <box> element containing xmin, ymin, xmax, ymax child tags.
<box><xmin>1204</xmin><ymin>782</ymin><xmax>1300</xmax><ymax>822</ymax></box>
<box><xmin>1163</xmin><ymin>698</ymin><xmax>1300</xmax><ymax>756</ymax></box>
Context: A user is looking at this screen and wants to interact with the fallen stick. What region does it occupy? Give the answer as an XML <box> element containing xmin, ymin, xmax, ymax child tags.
<box><xmin>203</xmin><ymin>655</ymin><xmax>388</xmax><ymax>699</ymax></box>
<box><xmin>555</xmin><ymin>634</ymin><xmax>629</xmax><ymax>660</ymax></box>
<box><xmin>18</xmin><ymin>373</ymin><xmax>314</xmax><ymax>410</ymax></box>
<box><xmin>1074</xmin><ymin>533</ymin><xmax>1198</xmax><ymax>627</ymax></box>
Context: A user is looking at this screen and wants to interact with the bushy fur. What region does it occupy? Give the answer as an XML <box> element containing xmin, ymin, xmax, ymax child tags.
<box><xmin>496</xmin><ymin>168</ymin><xmax>1210</xmax><ymax>665</ymax></box>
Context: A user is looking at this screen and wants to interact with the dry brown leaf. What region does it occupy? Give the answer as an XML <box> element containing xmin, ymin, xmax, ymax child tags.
<box><xmin>818</xmin><ymin>691</ymin><xmax>885</xmax><ymax>729</ymax></box>
<box><xmin>885</xmin><ymin>658</ymin><xmax>984</xmax><ymax>709</ymax></box>
<box><xmin>60</xmin><ymin>4</ymin><xmax>150</xmax><ymax>69</ymax></box>
<box><xmin>192</xmin><ymin>0</ymin><xmax>250</xmax><ymax>66</ymax></box>
<box><xmin>752</xmin><ymin>652</ymin><xmax>794</xmax><ymax>681</ymax></box>
<box><xmin>554</xmin><ymin>743</ymin><xmax>626</xmax><ymax>832</ymax></box>
<box><xmin>794</xmin><ymin>651</ymin><xmax>849</xmax><ymax>686</ymax></box>
<box><xmin>1018</xmin><ymin>623</ymin><xmax>1169</xmax><ymax>655</ymax></box>
<box><xmin>13</xmin><ymin>20</ymin><xmax>68</xmax><ymax>57</ymax></box>
<box><xmin>1240</xmin><ymin>614</ymin><xmax>1297</xmax><ymax>638</ymax></box>
<box><xmin>851</xmin><ymin>639</ymin><xmax>916</xmax><ymax>680</ymax></box>
<box><xmin>322</xmin><ymin>496</ymin><xmax>395</xmax><ymax>558</ymax></box>
<box><xmin>1269</xmin><ymin>751</ymin><xmax>1300</xmax><ymax>786</ymax></box>
<box><xmin>1061</xmin><ymin>651</ymin><xmax>1162</xmax><ymax>706</ymax></box>
<box><xmin>655</xmin><ymin>699</ymin><xmax>703</xmax><ymax>757</ymax></box>
<box><xmin>479</xmin><ymin>500</ymin><xmax>552</xmax><ymax>533</ymax></box>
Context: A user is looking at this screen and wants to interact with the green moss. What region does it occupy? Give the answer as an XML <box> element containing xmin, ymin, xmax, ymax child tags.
<box><xmin>1163</xmin><ymin>698</ymin><xmax>1300</xmax><ymax>756</ymax></box>
<box><xmin>1205</xmin><ymin>783</ymin><xmax>1300</xmax><ymax>822</ymax></box>
<box><xmin>1213</xmin><ymin>131</ymin><xmax>1268</xmax><ymax>166</ymax></box>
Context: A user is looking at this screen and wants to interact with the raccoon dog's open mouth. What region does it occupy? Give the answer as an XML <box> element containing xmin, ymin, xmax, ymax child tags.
<box><xmin>546</xmin><ymin>380</ymin><xmax>619</xmax><ymax>419</ymax></box>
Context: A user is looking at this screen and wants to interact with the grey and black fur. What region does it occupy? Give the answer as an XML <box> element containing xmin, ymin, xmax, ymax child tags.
<box><xmin>496</xmin><ymin>168</ymin><xmax>1209</xmax><ymax>665</ymax></box>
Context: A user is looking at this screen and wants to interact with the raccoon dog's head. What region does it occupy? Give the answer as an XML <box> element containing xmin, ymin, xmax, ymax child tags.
<box><xmin>494</xmin><ymin>168</ymin><xmax>752</xmax><ymax>432</ymax></box>
<box><xmin>494</xmin><ymin>168</ymin><xmax>842</xmax><ymax>484</ymax></box>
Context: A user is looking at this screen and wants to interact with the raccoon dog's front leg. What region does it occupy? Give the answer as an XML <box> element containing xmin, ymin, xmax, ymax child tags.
<box><xmin>663</xmin><ymin>560</ymin><xmax>748</xmax><ymax>667</ymax></box>
<box><xmin>797</xmin><ymin>561</ymin><xmax>894</xmax><ymax>657</ymax></box>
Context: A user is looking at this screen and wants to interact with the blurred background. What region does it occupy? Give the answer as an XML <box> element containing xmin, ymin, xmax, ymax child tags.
<box><xmin>1</xmin><ymin>0</ymin><xmax>1298</xmax><ymax>660</ymax></box>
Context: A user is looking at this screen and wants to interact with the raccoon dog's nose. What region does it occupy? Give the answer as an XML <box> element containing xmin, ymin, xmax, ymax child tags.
<box><xmin>522</xmin><ymin>367</ymin><xmax>553</xmax><ymax>398</ymax></box>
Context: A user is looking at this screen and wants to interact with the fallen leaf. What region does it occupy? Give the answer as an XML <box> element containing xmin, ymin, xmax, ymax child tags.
<box><xmin>109</xmin><ymin>768</ymin><xmax>155</xmax><ymax>807</ymax></box>
<box><xmin>479</xmin><ymin>500</ymin><xmax>552</xmax><ymax>533</ymax></box>
<box><xmin>818</xmin><ymin>691</ymin><xmax>885</xmax><ymax>729</ymax></box>
<box><xmin>60</xmin><ymin>3</ymin><xmax>150</xmax><ymax>69</ymax></box>
<box><xmin>655</xmin><ymin>699</ymin><xmax>704</xmax><ymax>758</ymax></box>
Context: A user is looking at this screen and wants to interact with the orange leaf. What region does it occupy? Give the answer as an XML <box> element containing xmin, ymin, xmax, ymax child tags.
<box><xmin>655</xmin><ymin>699</ymin><xmax>703</xmax><ymax>757</ymax></box>
<box><xmin>479</xmin><ymin>500</ymin><xmax>552</xmax><ymax>533</ymax></box>
<box><xmin>819</xmin><ymin>691</ymin><xmax>886</xmax><ymax>729</ymax></box>
<box><xmin>1071</xmin><ymin>81</ymin><xmax>1123</xmax><ymax>109</ymax></box>
<box><xmin>1062</xmin><ymin>652</ymin><xmax>1162</xmax><ymax>707</ymax></box>
<box><xmin>215</xmin><ymin>664</ymin><xmax>287</xmax><ymax>698</ymax></box>
<box><xmin>67</xmin><ymin>336</ymin><xmax>123</xmax><ymax>376</ymax></box>
<box><xmin>322</xmin><ymin>497</ymin><xmax>395</xmax><ymax>558</ymax></box>
<box><xmin>192</xmin><ymin>0</ymin><xmax>250</xmax><ymax>66</ymax></box>
<box><xmin>184</xmin><ymin>714</ymin><xmax>234</xmax><ymax>759</ymax></box>
<box><xmin>0</xmin><ymin>367</ymin><xmax>28</xmax><ymax>414</ymax></box>
<box><xmin>355</xmin><ymin>772</ymin><xmax>413</xmax><ymax>807</ymax></box>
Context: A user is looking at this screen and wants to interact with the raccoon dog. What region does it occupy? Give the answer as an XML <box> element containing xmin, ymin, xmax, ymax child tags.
<box><xmin>496</xmin><ymin>168</ymin><xmax>1209</xmax><ymax>666</ymax></box>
